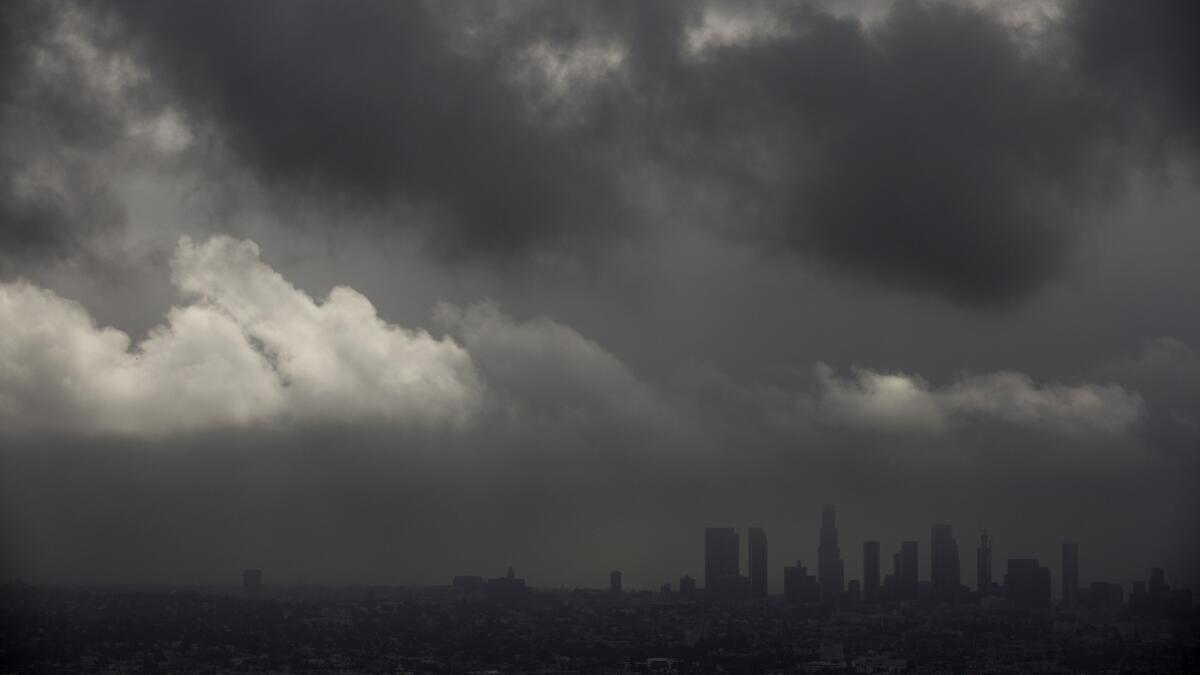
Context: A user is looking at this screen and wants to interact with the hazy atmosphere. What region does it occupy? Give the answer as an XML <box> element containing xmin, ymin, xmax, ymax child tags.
<box><xmin>1</xmin><ymin>0</ymin><xmax>1198</xmax><ymax>598</ymax></box>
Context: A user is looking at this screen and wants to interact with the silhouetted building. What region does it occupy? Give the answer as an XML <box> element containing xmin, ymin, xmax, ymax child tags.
<box><xmin>863</xmin><ymin>541</ymin><xmax>880</xmax><ymax>604</ymax></box>
<box><xmin>977</xmin><ymin>531</ymin><xmax>993</xmax><ymax>595</ymax></box>
<box><xmin>610</xmin><ymin>570</ymin><xmax>622</xmax><ymax>595</ymax></box>
<box><xmin>1084</xmin><ymin>581</ymin><xmax>1123</xmax><ymax>609</ymax></box>
<box><xmin>1004</xmin><ymin>559</ymin><xmax>1051</xmax><ymax>608</ymax></box>
<box><xmin>930</xmin><ymin>525</ymin><xmax>960</xmax><ymax>603</ymax></box>
<box><xmin>818</xmin><ymin>505</ymin><xmax>844</xmax><ymax>598</ymax></box>
<box><xmin>484</xmin><ymin>566</ymin><xmax>532</xmax><ymax>603</ymax></box>
<box><xmin>748</xmin><ymin>526</ymin><xmax>768</xmax><ymax>599</ymax></box>
<box><xmin>704</xmin><ymin>527</ymin><xmax>740</xmax><ymax>601</ymax></box>
<box><xmin>452</xmin><ymin>575</ymin><xmax>484</xmax><ymax>593</ymax></box>
<box><xmin>679</xmin><ymin>575</ymin><xmax>696</xmax><ymax>601</ymax></box>
<box><xmin>660</xmin><ymin>582</ymin><xmax>671</xmax><ymax>598</ymax></box>
<box><xmin>1150</xmin><ymin>567</ymin><xmax>1169</xmax><ymax>597</ymax></box>
<box><xmin>847</xmin><ymin>579</ymin><xmax>861</xmax><ymax>604</ymax></box>
<box><xmin>784</xmin><ymin>561</ymin><xmax>820</xmax><ymax>603</ymax></box>
<box><xmin>1062</xmin><ymin>542</ymin><xmax>1079</xmax><ymax>607</ymax></box>
<box><xmin>900</xmin><ymin>541</ymin><xmax>919</xmax><ymax>602</ymax></box>
<box><xmin>1131</xmin><ymin>580</ymin><xmax>1148</xmax><ymax>609</ymax></box>
<box><xmin>242</xmin><ymin>569</ymin><xmax>262</xmax><ymax>597</ymax></box>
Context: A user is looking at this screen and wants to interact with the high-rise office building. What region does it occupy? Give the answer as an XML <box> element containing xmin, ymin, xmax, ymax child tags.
<box><xmin>705</xmin><ymin>527</ymin><xmax>740</xmax><ymax>601</ymax></box>
<box><xmin>863</xmin><ymin>541</ymin><xmax>881</xmax><ymax>604</ymax></box>
<box><xmin>748</xmin><ymin>526</ymin><xmax>768</xmax><ymax>598</ymax></box>
<box><xmin>847</xmin><ymin>579</ymin><xmax>861</xmax><ymax>604</ymax></box>
<box><xmin>1062</xmin><ymin>542</ymin><xmax>1079</xmax><ymax>607</ymax></box>
<box><xmin>1149</xmin><ymin>567</ymin><xmax>1168</xmax><ymax>597</ymax></box>
<box><xmin>1004</xmin><ymin>559</ymin><xmax>1051</xmax><ymax>608</ymax></box>
<box><xmin>900</xmin><ymin>541</ymin><xmax>919</xmax><ymax>601</ymax></box>
<box><xmin>610</xmin><ymin>570</ymin><xmax>622</xmax><ymax>594</ymax></box>
<box><xmin>679</xmin><ymin>575</ymin><xmax>697</xmax><ymax>601</ymax></box>
<box><xmin>977</xmin><ymin>531</ymin><xmax>993</xmax><ymax>594</ymax></box>
<box><xmin>242</xmin><ymin>568</ymin><xmax>262</xmax><ymax>596</ymax></box>
<box><xmin>783</xmin><ymin>561</ymin><xmax>820</xmax><ymax>604</ymax></box>
<box><xmin>930</xmin><ymin>525</ymin><xmax>960</xmax><ymax>603</ymax></box>
<box><xmin>818</xmin><ymin>505</ymin><xmax>844</xmax><ymax>597</ymax></box>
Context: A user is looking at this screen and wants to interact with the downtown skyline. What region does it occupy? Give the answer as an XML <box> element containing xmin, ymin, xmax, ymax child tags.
<box><xmin>1</xmin><ymin>0</ymin><xmax>1198</xmax><ymax>596</ymax></box>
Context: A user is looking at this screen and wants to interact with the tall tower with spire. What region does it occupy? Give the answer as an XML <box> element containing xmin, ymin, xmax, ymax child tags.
<box><xmin>977</xmin><ymin>531</ymin><xmax>993</xmax><ymax>595</ymax></box>
<box><xmin>818</xmin><ymin>504</ymin><xmax>844</xmax><ymax>598</ymax></box>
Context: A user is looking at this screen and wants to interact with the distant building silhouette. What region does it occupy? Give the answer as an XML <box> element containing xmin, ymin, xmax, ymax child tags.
<box><xmin>1004</xmin><ymin>559</ymin><xmax>1051</xmax><ymax>608</ymax></box>
<box><xmin>679</xmin><ymin>575</ymin><xmax>697</xmax><ymax>602</ymax></box>
<box><xmin>863</xmin><ymin>541</ymin><xmax>880</xmax><ymax>604</ymax></box>
<box><xmin>930</xmin><ymin>525</ymin><xmax>960</xmax><ymax>603</ymax></box>
<box><xmin>484</xmin><ymin>566</ymin><xmax>532</xmax><ymax>604</ymax></box>
<box><xmin>977</xmin><ymin>531</ymin><xmax>993</xmax><ymax>595</ymax></box>
<box><xmin>610</xmin><ymin>570</ymin><xmax>622</xmax><ymax>595</ymax></box>
<box><xmin>900</xmin><ymin>541</ymin><xmax>919</xmax><ymax>602</ymax></box>
<box><xmin>748</xmin><ymin>526</ymin><xmax>768</xmax><ymax>599</ymax></box>
<box><xmin>242</xmin><ymin>569</ymin><xmax>262</xmax><ymax>597</ymax></box>
<box><xmin>1150</xmin><ymin>567</ymin><xmax>1169</xmax><ymax>598</ymax></box>
<box><xmin>847</xmin><ymin>579</ymin><xmax>861</xmax><ymax>604</ymax></box>
<box><xmin>704</xmin><ymin>527</ymin><xmax>740</xmax><ymax>601</ymax></box>
<box><xmin>452</xmin><ymin>575</ymin><xmax>484</xmax><ymax>593</ymax></box>
<box><xmin>1062</xmin><ymin>542</ymin><xmax>1079</xmax><ymax>607</ymax></box>
<box><xmin>1085</xmin><ymin>581</ymin><xmax>1123</xmax><ymax>609</ymax></box>
<box><xmin>817</xmin><ymin>505</ymin><xmax>844</xmax><ymax>599</ymax></box>
<box><xmin>783</xmin><ymin>561</ymin><xmax>819</xmax><ymax>603</ymax></box>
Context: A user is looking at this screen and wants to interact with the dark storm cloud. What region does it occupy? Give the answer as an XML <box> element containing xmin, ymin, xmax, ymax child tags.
<box><xmin>8</xmin><ymin>0</ymin><xmax>1195</xmax><ymax>304</ymax></box>
<box><xmin>111</xmin><ymin>0</ymin><xmax>633</xmax><ymax>262</ymax></box>
<box><xmin>0</xmin><ymin>0</ymin><xmax>141</xmax><ymax>272</ymax></box>
<box><xmin>619</xmin><ymin>1</ymin><xmax>1114</xmax><ymax>305</ymax></box>
<box><xmin>1069</xmin><ymin>0</ymin><xmax>1200</xmax><ymax>147</ymax></box>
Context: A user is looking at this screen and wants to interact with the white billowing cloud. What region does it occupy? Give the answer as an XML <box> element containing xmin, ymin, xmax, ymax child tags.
<box><xmin>814</xmin><ymin>363</ymin><xmax>948</xmax><ymax>433</ymax></box>
<box><xmin>0</xmin><ymin>233</ymin><xmax>1149</xmax><ymax>444</ymax></box>
<box><xmin>811</xmin><ymin>362</ymin><xmax>1143</xmax><ymax>435</ymax></box>
<box><xmin>0</xmin><ymin>236</ymin><xmax>480</xmax><ymax>436</ymax></box>
<box><xmin>434</xmin><ymin>301</ymin><xmax>667</xmax><ymax>428</ymax></box>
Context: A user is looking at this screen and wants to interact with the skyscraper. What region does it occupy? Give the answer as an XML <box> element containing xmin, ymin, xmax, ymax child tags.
<box><xmin>679</xmin><ymin>575</ymin><xmax>697</xmax><ymax>601</ymax></box>
<box><xmin>610</xmin><ymin>570</ymin><xmax>622</xmax><ymax>595</ymax></box>
<box><xmin>1149</xmin><ymin>567</ymin><xmax>1168</xmax><ymax>597</ymax></box>
<box><xmin>748</xmin><ymin>526</ymin><xmax>768</xmax><ymax>599</ymax></box>
<box><xmin>863</xmin><ymin>541</ymin><xmax>880</xmax><ymax>604</ymax></box>
<box><xmin>900</xmin><ymin>541</ymin><xmax>919</xmax><ymax>602</ymax></box>
<box><xmin>1062</xmin><ymin>542</ymin><xmax>1079</xmax><ymax>607</ymax></box>
<box><xmin>783</xmin><ymin>561</ymin><xmax>819</xmax><ymax>604</ymax></box>
<box><xmin>930</xmin><ymin>524</ymin><xmax>960</xmax><ymax>603</ymax></box>
<box><xmin>242</xmin><ymin>568</ymin><xmax>262</xmax><ymax>597</ymax></box>
<box><xmin>977</xmin><ymin>531</ymin><xmax>993</xmax><ymax>595</ymax></box>
<box><xmin>1004</xmin><ymin>558</ymin><xmax>1051</xmax><ymax>608</ymax></box>
<box><xmin>704</xmin><ymin>527</ymin><xmax>739</xmax><ymax>601</ymax></box>
<box><xmin>818</xmin><ymin>505</ymin><xmax>844</xmax><ymax>597</ymax></box>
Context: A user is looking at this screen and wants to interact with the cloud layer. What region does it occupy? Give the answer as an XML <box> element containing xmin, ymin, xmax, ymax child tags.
<box><xmin>811</xmin><ymin>362</ymin><xmax>1143</xmax><ymax>435</ymax></box>
<box><xmin>0</xmin><ymin>235</ymin><xmax>1152</xmax><ymax>443</ymax></box>
<box><xmin>4</xmin><ymin>1</ymin><xmax>1197</xmax><ymax>305</ymax></box>
<box><xmin>0</xmin><ymin>236</ymin><xmax>480</xmax><ymax>435</ymax></box>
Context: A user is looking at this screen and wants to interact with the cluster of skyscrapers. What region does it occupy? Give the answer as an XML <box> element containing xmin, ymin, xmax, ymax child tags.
<box><xmin>698</xmin><ymin>505</ymin><xmax>1188</xmax><ymax>611</ymax></box>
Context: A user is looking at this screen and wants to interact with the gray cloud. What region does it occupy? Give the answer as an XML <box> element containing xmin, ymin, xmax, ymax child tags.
<box><xmin>0</xmin><ymin>236</ymin><xmax>480</xmax><ymax>435</ymax></box>
<box><xmin>3</xmin><ymin>1</ymin><xmax>1194</xmax><ymax>305</ymax></box>
<box><xmin>0</xmin><ymin>235</ymin><xmax>1148</xmax><ymax>444</ymax></box>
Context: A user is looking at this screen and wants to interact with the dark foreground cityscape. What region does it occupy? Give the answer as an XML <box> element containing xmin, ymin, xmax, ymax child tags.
<box><xmin>2</xmin><ymin>506</ymin><xmax>1195</xmax><ymax>674</ymax></box>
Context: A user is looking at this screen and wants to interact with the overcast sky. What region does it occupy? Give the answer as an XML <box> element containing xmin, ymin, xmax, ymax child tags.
<box><xmin>1</xmin><ymin>0</ymin><xmax>1198</xmax><ymax>594</ymax></box>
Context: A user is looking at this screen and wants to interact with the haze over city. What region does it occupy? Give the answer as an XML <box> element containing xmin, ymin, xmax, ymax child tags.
<box><xmin>1</xmin><ymin>0</ymin><xmax>1198</xmax><ymax>601</ymax></box>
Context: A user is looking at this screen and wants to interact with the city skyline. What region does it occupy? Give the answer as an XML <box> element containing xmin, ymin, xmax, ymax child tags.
<box><xmin>1</xmin><ymin>0</ymin><xmax>1198</xmax><ymax>602</ymax></box>
<box><xmin>218</xmin><ymin>510</ymin><xmax>1186</xmax><ymax>602</ymax></box>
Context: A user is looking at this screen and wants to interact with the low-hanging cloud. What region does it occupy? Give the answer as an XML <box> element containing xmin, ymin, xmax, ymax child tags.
<box><xmin>810</xmin><ymin>362</ymin><xmax>1144</xmax><ymax>436</ymax></box>
<box><xmin>0</xmin><ymin>236</ymin><xmax>480</xmax><ymax>436</ymax></box>
<box><xmin>0</xmin><ymin>235</ymin><xmax>1151</xmax><ymax>444</ymax></box>
<box><xmin>435</xmin><ymin>300</ymin><xmax>668</xmax><ymax>430</ymax></box>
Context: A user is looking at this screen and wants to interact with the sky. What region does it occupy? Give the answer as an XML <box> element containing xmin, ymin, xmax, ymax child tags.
<box><xmin>1</xmin><ymin>0</ymin><xmax>1198</xmax><ymax>595</ymax></box>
